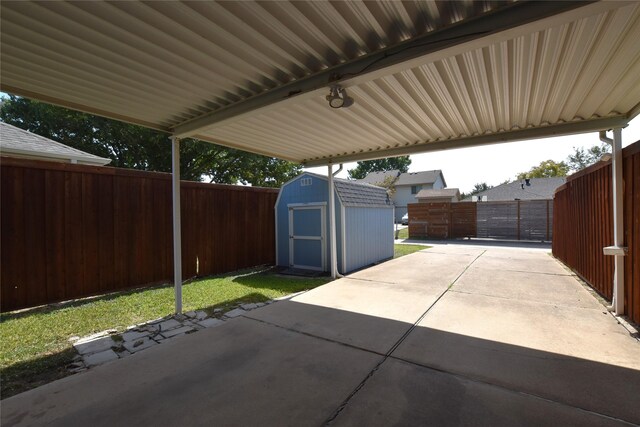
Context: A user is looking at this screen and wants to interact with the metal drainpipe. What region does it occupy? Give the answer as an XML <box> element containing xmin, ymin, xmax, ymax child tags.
<box><xmin>171</xmin><ymin>136</ymin><xmax>183</xmax><ymax>314</ymax></box>
<box><xmin>328</xmin><ymin>164</ymin><xmax>343</xmax><ymax>279</ymax></box>
<box><xmin>599</xmin><ymin>129</ymin><xmax>625</xmax><ymax>315</ymax></box>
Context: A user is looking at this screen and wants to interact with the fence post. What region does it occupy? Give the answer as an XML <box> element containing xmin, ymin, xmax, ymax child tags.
<box><xmin>546</xmin><ymin>200</ymin><xmax>550</xmax><ymax>241</ymax></box>
<box><xmin>517</xmin><ymin>200</ymin><xmax>521</xmax><ymax>241</ymax></box>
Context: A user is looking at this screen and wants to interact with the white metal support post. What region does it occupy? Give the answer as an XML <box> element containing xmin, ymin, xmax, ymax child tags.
<box><xmin>328</xmin><ymin>164</ymin><xmax>337</xmax><ymax>279</ymax></box>
<box><xmin>171</xmin><ymin>136</ymin><xmax>183</xmax><ymax>314</ymax></box>
<box><xmin>611</xmin><ymin>128</ymin><xmax>624</xmax><ymax>315</ymax></box>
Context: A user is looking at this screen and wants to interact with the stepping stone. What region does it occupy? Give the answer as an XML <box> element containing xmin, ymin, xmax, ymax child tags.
<box><xmin>123</xmin><ymin>337</ymin><xmax>157</xmax><ymax>353</ymax></box>
<box><xmin>157</xmin><ymin>319</ymin><xmax>181</xmax><ymax>331</ymax></box>
<box><xmin>83</xmin><ymin>349</ymin><xmax>118</xmax><ymax>367</ymax></box>
<box><xmin>195</xmin><ymin>311</ymin><xmax>208</xmax><ymax>320</ymax></box>
<box><xmin>161</xmin><ymin>326</ymin><xmax>194</xmax><ymax>339</ymax></box>
<box><xmin>198</xmin><ymin>318</ymin><xmax>224</xmax><ymax>329</ymax></box>
<box><xmin>74</xmin><ymin>336</ymin><xmax>115</xmax><ymax>355</ymax></box>
<box><xmin>224</xmin><ymin>308</ymin><xmax>245</xmax><ymax>318</ymax></box>
<box><xmin>184</xmin><ymin>311</ymin><xmax>197</xmax><ymax>318</ymax></box>
<box><xmin>122</xmin><ymin>330</ymin><xmax>150</xmax><ymax>342</ymax></box>
<box><xmin>241</xmin><ymin>303</ymin><xmax>258</xmax><ymax>310</ymax></box>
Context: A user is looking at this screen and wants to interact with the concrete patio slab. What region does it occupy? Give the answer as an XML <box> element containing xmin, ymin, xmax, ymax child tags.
<box><xmin>1</xmin><ymin>317</ymin><xmax>382</xmax><ymax>427</ymax></box>
<box><xmin>347</xmin><ymin>251</ymin><xmax>477</xmax><ymax>288</ymax></box>
<box><xmin>393</xmin><ymin>291</ymin><xmax>640</xmax><ymax>424</ymax></box>
<box><xmin>452</xmin><ymin>266</ymin><xmax>602</xmax><ymax>309</ymax></box>
<box><xmin>471</xmin><ymin>252</ymin><xmax>569</xmax><ymax>275</ymax></box>
<box><xmin>245</xmin><ymin>273</ymin><xmax>467</xmax><ymax>354</ymax></box>
<box><xmin>331</xmin><ymin>358</ymin><xmax>628</xmax><ymax>427</ymax></box>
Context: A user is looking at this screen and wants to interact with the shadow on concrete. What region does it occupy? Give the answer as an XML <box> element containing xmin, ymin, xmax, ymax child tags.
<box><xmin>3</xmin><ymin>299</ymin><xmax>639</xmax><ymax>426</ymax></box>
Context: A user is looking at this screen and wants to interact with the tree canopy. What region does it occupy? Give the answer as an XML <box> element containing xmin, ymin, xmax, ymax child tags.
<box><xmin>516</xmin><ymin>160</ymin><xmax>569</xmax><ymax>179</ymax></box>
<box><xmin>566</xmin><ymin>143</ymin><xmax>610</xmax><ymax>172</ymax></box>
<box><xmin>0</xmin><ymin>95</ymin><xmax>301</xmax><ymax>186</ymax></box>
<box><xmin>347</xmin><ymin>156</ymin><xmax>411</xmax><ymax>180</ymax></box>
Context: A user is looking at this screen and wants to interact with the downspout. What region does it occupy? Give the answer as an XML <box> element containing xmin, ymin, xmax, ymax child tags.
<box><xmin>327</xmin><ymin>164</ymin><xmax>344</xmax><ymax>279</ymax></box>
<box><xmin>600</xmin><ymin>130</ymin><xmax>626</xmax><ymax>315</ymax></box>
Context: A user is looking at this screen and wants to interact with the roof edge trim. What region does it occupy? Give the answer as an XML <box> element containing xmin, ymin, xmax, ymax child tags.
<box><xmin>303</xmin><ymin>115</ymin><xmax>629</xmax><ymax>167</ymax></box>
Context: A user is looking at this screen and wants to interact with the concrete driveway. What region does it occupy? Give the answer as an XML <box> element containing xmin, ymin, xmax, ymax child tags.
<box><xmin>3</xmin><ymin>245</ymin><xmax>639</xmax><ymax>426</ymax></box>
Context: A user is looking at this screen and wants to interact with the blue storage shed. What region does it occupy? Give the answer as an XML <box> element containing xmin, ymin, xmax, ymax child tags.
<box><xmin>275</xmin><ymin>172</ymin><xmax>394</xmax><ymax>274</ymax></box>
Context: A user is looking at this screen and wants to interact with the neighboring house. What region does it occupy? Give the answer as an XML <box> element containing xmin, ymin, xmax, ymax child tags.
<box><xmin>0</xmin><ymin>122</ymin><xmax>111</xmax><ymax>166</ymax></box>
<box><xmin>416</xmin><ymin>188</ymin><xmax>460</xmax><ymax>203</ymax></box>
<box><xmin>464</xmin><ymin>177</ymin><xmax>566</xmax><ymax>201</ymax></box>
<box><xmin>357</xmin><ymin>169</ymin><xmax>446</xmax><ymax>222</ymax></box>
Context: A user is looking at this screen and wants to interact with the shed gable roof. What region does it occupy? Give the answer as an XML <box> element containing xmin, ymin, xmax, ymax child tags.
<box><xmin>300</xmin><ymin>173</ymin><xmax>390</xmax><ymax>207</ymax></box>
<box><xmin>0</xmin><ymin>122</ymin><xmax>111</xmax><ymax>165</ymax></box>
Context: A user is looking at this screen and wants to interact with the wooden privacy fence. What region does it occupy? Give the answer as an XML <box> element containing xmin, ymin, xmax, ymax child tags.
<box><xmin>408</xmin><ymin>200</ymin><xmax>551</xmax><ymax>241</ymax></box>
<box><xmin>407</xmin><ymin>202</ymin><xmax>476</xmax><ymax>239</ymax></box>
<box><xmin>1</xmin><ymin>157</ymin><xmax>278</xmax><ymax>312</ymax></box>
<box><xmin>553</xmin><ymin>141</ymin><xmax>639</xmax><ymax>324</ymax></box>
<box><xmin>477</xmin><ymin>200</ymin><xmax>553</xmax><ymax>241</ymax></box>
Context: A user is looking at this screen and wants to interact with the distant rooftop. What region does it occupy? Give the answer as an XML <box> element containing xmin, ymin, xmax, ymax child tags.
<box><xmin>357</xmin><ymin>169</ymin><xmax>445</xmax><ymax>187</ymax></box>
<box><xmin>356</xmin><ymin>170</ymin><xmax>400</xmax><ymax>185</ymax></box>
<box><xmin>416</xmin><ymin>188</ymin><xmax>460</xmax><ymax>200</ymax></box>
<box><xmin>466</xmin><ymin>178</ymin><xmax>566</xmax><ymax>201</ymax></box>
<box><xmin>0</xmin><ymin>122</ymin><xmax>111</xmax><ymax>166</ymax></box>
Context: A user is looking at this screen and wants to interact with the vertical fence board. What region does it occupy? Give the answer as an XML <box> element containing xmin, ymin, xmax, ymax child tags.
<box><xmin>0</xmin><ymin>158</ymin><xmax>279</xmax><ymax>312</ymax></box>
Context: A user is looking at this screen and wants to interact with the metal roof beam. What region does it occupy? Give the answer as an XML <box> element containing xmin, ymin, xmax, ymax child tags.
<box><xmin>302</xmin><ymin>115</ymin><xmax>630</xmax><ymax>167</ymax></box>
<box><xmin>173</xmin><ymin>1</ymin><xmax>596</xmax><ymax>139</ymax></box>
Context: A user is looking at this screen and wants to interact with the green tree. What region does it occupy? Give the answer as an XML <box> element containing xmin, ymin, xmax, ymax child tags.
<box><xmin>0</xmin><ymin>96</ymin><xmax>301</xmax><ymax>185</ymax></box>
<box><xmin>516</xmin><ymin>160</ymin><xmax>569</xmax><ymax>179</ymax></box>
<box><xmin>461</xmin><ymin>182</ymin><xmax>492</xmax><ymax>199</ymax></box>
<box><xmin>347</xmin><ymin>156</ymin><xmax>411</xmax><ymax>180</ymax></box>
<box><xmin>566</xmin><ymin>144</ymin><xmax>610</xmax><ymax>172</ymax></box>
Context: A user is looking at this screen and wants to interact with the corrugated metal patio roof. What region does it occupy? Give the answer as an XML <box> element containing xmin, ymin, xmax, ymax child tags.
<box><xmin>1</xmin><ymin>1</ymin><xmax>639</xmax><ymax>165</ymax></box>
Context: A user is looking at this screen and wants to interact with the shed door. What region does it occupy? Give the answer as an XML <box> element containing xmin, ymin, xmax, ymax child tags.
<box><xmin>288</xmin><ymin>206</ymin><xmax>326</xmax><ymax>271</ymax></box>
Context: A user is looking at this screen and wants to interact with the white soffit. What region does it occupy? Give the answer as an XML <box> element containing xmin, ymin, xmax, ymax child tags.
<box><xmin>1</xmin><ymin>1</ymin><xmax>639</xmax><ymax>165</ymax></box>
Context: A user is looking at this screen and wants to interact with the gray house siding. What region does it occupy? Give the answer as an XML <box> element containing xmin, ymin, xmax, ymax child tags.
<box><xmin>393</xmin><ymin>184</ymin><xmax>434</xmax><ymax>221</ymax></box>
<box><xmin>345</xmin><ymin>207</ymin><xmax>394</xmax><ymax>272</ymax></box>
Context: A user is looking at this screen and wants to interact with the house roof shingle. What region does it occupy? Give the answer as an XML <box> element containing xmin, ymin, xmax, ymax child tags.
<box><xmin>0</xmin><ymin>122</ymin><xmax>111</xmax><ymax>166</ymax></box>
<box><xmin>356</xmin><ymin>170</ymin><xmax>400</xmax><ymax>185</ymax></box>
<box><xmin>395</xmin><ymin>170</ymin><xmax>444</xmax><ymax>186</ymax></box>
<box><xmin>357</xmin><ymin>169</ymin><xmax>446</xmax><ymax>187</ymax></box>
<box><xmin>466</xmin><ymin>177</ymin><xmax>566</xmax><ymax>201</ymax></box>
<box><xmin>416</xmin><ymin>188</ymin><xmax>460</xmax><ymax>199</ymax></box>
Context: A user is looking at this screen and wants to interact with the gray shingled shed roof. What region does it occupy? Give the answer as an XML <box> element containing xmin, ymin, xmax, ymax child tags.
<box><xmin>467</xmin><ymin>177</ymin><xmax>566</xmax><ymax>201</ymax></box>
<box><xmin>0</xmin><ymin>122</ymin><xmax>111</xmax><ymax>166</ymax></box>
<box><xmin>306</xmin><ymin>173</ymin><xmax>391</xmax><ymax>208</ymax></box>
<box><xmin>395</xmin><ymin>170</ymin><xmax>445</xmax><ymax>186</ymax></box>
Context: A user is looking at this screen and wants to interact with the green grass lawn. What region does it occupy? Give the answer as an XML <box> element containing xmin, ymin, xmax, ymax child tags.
<box><xmin>0</xmin><ymin>267</ymin><xmax>329</xmax><ymax>399</ymax></box>
<box><xmin>396</xmin><ymin>227</ymin><xmax>409</xmax><ymax>239</ymax></box>
<box><xmin>394</xmin><ymin>244</ymin><xmax>429</xmax><ymax>258</ymax></box>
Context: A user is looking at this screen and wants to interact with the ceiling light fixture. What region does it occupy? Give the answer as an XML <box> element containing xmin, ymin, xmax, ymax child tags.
<box><xmin>326</xmin><ymin>85</ymin><xmax>354</xmax><ymax>109</ymax></box>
